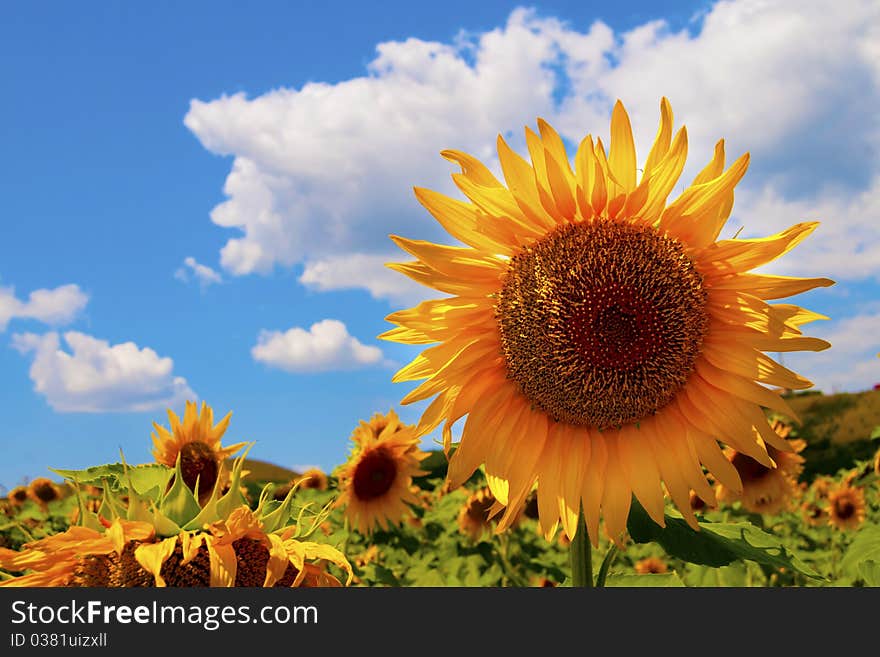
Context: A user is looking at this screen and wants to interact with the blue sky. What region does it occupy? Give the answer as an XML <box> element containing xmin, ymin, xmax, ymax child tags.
<box><xmin>1</xmin><ymin>0</ymin><xmax>878</xmax><ymax>490</ymax></box>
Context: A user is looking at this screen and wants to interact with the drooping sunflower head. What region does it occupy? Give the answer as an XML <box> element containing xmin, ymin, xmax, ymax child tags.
<box><xmin>634</xmin><ymin>556</ymin><xmax>668</xmax><ymax>574</ymax></box>
<box><xmin>27</xmin><ymin>477</ymin><xmax>62</xmax><ymax>507</ymax></box>
<box><xmin>716</xmin><ymin>435</ymin><xmax>806</xmax><ymax>515</ymax></box>
<box><xmin>383</xmin><ymin>98</ymin><xmax>832</xmax><ymax>546</ymax></box>
<box><xmin>826</xmin><ymin>485</ymin><xmax>866</xmax><ymax>531</ymax></box>
<box><xmin>335</xmin><ymin>414</ymin><xmax>428</xmax><ymax>535</ymax></box>
<box><xmin>151</xmin><ymin>401</ymin><xmax>246</xmax><ymax>503</ymax></box>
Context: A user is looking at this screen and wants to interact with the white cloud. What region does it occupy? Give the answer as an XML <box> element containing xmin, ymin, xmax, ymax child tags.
<box><xmin>186</xmin><ymin>1</ymin><xmax>879</xmax><ymax>302</ymax></box>
<box><xmin>299</xmin><ymin>253</ymin><xmax>428</xmax><ymax>305</ymax></box>
<box><xmin>0</xmin><ymin>284</ymin><xmax>88</xmax><ymax>331</ymax></box>
<box><xmin>175</xmin><ymin>256</ymin><xmax>223</xmax><ymax>287</ymax></box>
<box><xmin>784</xmin><ymin>310</ymin><xmax>880</xmax><ymax>393</ymax></box>
<box><xmin>11</xmin><ymin>331</ymin><xmax>196</xmax><ymax>413</ymax></box>
<box><xmin>251</xmin><ymin>319</ymin><xmax>384</xmax><ymax>372</ymax></box>
<box><xmin>730</xmin><ymin>176</ymin><xmax>880</xmax><ymax>282</ymax></box>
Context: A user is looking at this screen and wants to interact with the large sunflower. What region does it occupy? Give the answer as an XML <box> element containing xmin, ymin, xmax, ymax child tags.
<box><xmin>151</xmin><ymin>401</ymin><xmax>246</xmax><ymax>503</ymax></box>
<box><xmin>382</xmin><ymin>98</ymin><xmax>832</xmax><ymax>545</ymax></box>
<box><xmin>335</xmin><ymin>411</ymin><xmax>428</xmax><ymax>534</ymax></box>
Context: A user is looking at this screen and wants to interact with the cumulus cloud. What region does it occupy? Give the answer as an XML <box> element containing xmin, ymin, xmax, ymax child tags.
<box><xmin>784</xmin><ymin>310</ymin><xmax>880</xmax><ymax>394</ymax></box>
<box><xmin>299</xmin><ymin>253</ymin><xmax>428</xmax><ymax>305</ymax></box>
<box><xmin>12</xmin><ymin>331</ymin><xmax>196</xmax><ymax>412</ymax></box>
<box><xmin>0</xmin><ymin>284</ymin><xmax>88</xmax><ymax>331</ymax></box>
<box><xmin>186</xmin><ymin>1</ymin><xmax>879</xmax><ymax>299</ymax></box>
<box><xmin>175</xmin><ymin>256</ymin><xmax>223</xmax><ymax>288</ymax></box>
<box><xmin>251</xmin><ymin>319</ymin><xmax>384</xmax><ymax>372</ymax></box>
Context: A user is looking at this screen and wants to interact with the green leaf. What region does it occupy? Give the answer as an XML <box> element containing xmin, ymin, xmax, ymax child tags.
<box><xmin>159</xmin><ymin>457</ymin><xmax>201</xmax><ymax>527</ymax></box>
<box><xmin>605</xmin><ymin>572</ymin><xmax>685</xmax><ymax>587</ymax></box>
<box><xmin>858</xmin><ymin>561</ymin><xmax>880</xmax><ymax>587</ymax></box>
<box><xmin>870</xmin><ymin>425</ymin><xmax>880</xmax><ymax>440</ymax></box>
<box><xmin>51</xmin><ymin>463</ymin><xmax>171</xmax><ymax>496</ymax></box>
<box><xmin>841</xmin><ymin>524</ymin><xmax>880</xmax><ymax>577</ymax></box>
<box><xmin>627</xmin><ymin>498</ymin><xmax>822</xmax><ymax>579</ymax></box>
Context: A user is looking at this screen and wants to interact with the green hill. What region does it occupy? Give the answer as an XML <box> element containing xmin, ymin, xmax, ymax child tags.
<box><xmin>777</xmin><ymin>388</ymin><xmax>880</xmax><ymax>478</ymax></box>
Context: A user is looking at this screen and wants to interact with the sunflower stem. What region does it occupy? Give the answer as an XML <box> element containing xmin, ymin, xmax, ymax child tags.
<box><xmin>569</xmin><ymin>508</ymin><xmax>592</xmax><ymax>587</ymax></box>
<box><xmin>594</xmin><ymin>543</ymin><xmax>619</xmax><ymax>587</ymax></box>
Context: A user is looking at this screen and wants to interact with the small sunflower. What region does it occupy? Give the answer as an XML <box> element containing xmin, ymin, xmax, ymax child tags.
<box><xmin>826</xmin><ymin>485</ymin><xmax>866</xmax><ymax>531</ymax></box>
<box><xmin>383</xmin><ymin>97</ymin><xmax>831</xmax><ymax>545</ymax></box>
<box><xmin>689</xmin><ymin>489</ymin><xmax>715</xmax><ymax>513</ymax></box>
<box><xmin>635</xmin><ymin>556</ymin><xmax>669</xmax><ymax>574</ymax></box>
<box><xmin>457</xmin><ymin>486</ymin><xmax>504</xmax><ymax>541</ymax></box>
<box><xmin>7</xmin><ymin>486</ymin><xmax>29</xmax><ymax>508</ymax></box>
<box><xmin>27</xmin><ymin>478</ymin><xmax>63</xmax><ymax>508</ymax></box>
<box><xmin>810</xmin><ymin>476</ymin><xmax>834</xmax><ymax>500</ymax></box>
<box><xmin>716</xmin><ymin>434</ymin><xmax>806</xmax><ymax>515</ymax></box>
<box><xmin>335</xmin><ymin>411</ymin><xmax>428</xmax><ymax>534</ymax></box>
<box><xmin>801</xmin><ymin>500</ymin><xmax>828</xmax><ymax>527</ymax></box>
<box><xmin>297</xmin><ymin>468</ymin><xmax>329</xmax><ymax>491</ymax></box>
<box><xmin>151</xmin><ymin>401</ymin><xmax>246</xmax><ymax>504</ymax></box>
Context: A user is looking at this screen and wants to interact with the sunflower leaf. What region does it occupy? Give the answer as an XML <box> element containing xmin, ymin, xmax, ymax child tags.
<box><xmin>841</xmin><ymin>524</ymin><xmax>880</xmax><ymax>578</ymax></box>
<box><xmin>858</xmin><ymin>561</ymin><xmax>880</xmax><ymax>587</ymax></box>
<box><xmin>50</xmin><ymin>463</ymin><xmax>172</xmax><ymax>496</ymax></box>
<box><xmin>604</xmin><ymin>572</ymin><xmax>685</xmax><ymax>587</ymax></box>
<box><xmin>626</xmin><ymin>498</ymin><xmax>823</xmax><ymax>579</ymax></box>
<box><xmin>159</xmin><ymin>457</ymin><xmax>201</xmax><ymax>527</ymax></box>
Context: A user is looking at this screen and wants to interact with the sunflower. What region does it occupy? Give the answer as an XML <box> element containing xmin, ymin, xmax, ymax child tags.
<box><xmin>801</xmin><ymin>500</ymin><xmax>828</xmax><ymax>527</ymax></box>
<box><xmin>826</xmin><ymin>485</ymin><xmax>866</xmax><ymax>531</ymax></box>
<box><xmin>634</xmin><ymin>556</ymin><xmax>668</xmax><ymax>574</ymax></box>
<box><xmin>7</xmin><ymin>486</ymin><xmax>29</xmax><ymax>508</ymax></box>
<box><xmin>382</xmin><ymin>98</ymin><xmax>831</xmax><ymax>545</ymax></box>
<box><xmin>457</xmin><ymin>486</ymin><xmax>504</xmax><ymax>541</ymax></box>
<box><xmin>0</xmin><ymin>508</ymin><xmax>351</xmax><ymax>587</ymax></box>
<box><xmin>689</xmin><ymin>489</ymin><xmax>715</xmax><ymax>513</ymax></box>
<box><xmin>27</xmin><ymin>477</ymin><xmax>63</xmax><ymax>508</ymax></box>
<box><xmin>716</xmin><ymin>433</ymin><xmax>806</xmax><ymax>515</ymax></box>
<box><xmin>151</xmin><ymin>401</ymin><xmax>246</xmax><ymax>504</ymax></box>
<box><xmin>335</xmin><ymin>411</ymin><xmax>428</xmax><ymax>534</ymax></box>
<box><xmin>874</xmin><ymin>448</ymin><xmax>880</xmax><ymax>476</ymax></box>
<box><xmin>297</xmin><ymin>468</ymin><xmax>329</xmax><ymax>491</ymax></box>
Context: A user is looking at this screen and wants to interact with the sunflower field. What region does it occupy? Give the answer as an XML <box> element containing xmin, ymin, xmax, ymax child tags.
<box><xmin>1</xmin><ymin>401</ymin><xmax>878</xmax><ymax>588</ymax></box>
<box><xmin>2</xmin><ymin>99</ymin><xmax>879</xmax><ymax>588</ymax></box>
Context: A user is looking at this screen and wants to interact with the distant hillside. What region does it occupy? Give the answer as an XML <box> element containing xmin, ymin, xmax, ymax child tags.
<box><xmin>781</xmin><ymin>389</ymin><xmax>880</xmax><ymax>444</ymax></box>
<box><xmin>233</xmin><ymin>458</ymin><xmax>300</xmax><ymax>483</ymax></box>
<box><xmin>777</xmin><ymin>388</ymin><xmax>880</xmax><ymax>478</ymax></box>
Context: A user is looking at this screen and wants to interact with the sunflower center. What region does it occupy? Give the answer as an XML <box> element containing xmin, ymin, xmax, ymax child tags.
<box><xmin>352</xmin><ymin>447</ymin><xmax>398</xmax><ymax>501</ymax></box>
<box><xmin>32</xmin><ymin>481</ymin><xmax>58</xmax><ymax>503</ymax></box>
<box><xmin>495</xmin><ymin>219</ymin><xmax>708</xmax><ymax>429</ymax></box>
<box><xmin>179</xmin><ymin>441</ymin><xmax>219</xmax><ymax>497</ymax></box>
<box><xmin>835</xmin><ymin>499</ymin><xmax>855</xmax><ymax>520</ymax></box>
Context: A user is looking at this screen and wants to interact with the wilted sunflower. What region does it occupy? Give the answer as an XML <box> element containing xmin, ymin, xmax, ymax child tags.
<box><xmin>27</xmin><ymin>477</ymin><xmax>63</xmax><ymax>508</ymax></box>
<box><xmin>382</xmin><ymin>98</ymin><xmax>831</xmax><ymax>544</ymax></box>
<box><xmin>634</xmin><ymin>556</ymin><xmax>668</xmax><ymax>574</ymax></box>
<box><xmin>0</xmin><ymin>508</ymin><xmax>350</xmax><ymax>588</ymax></box>
<box><xmin>335</xmin><ymin>411</ymin><xmax>428</xmax><ymax>534</ymax></box>
<box><xmin>151</xmin><ymin>401</ymin><xmax>246</xmax><ymax>504</ymax></box>
<box><xmin>716</xmin><ymin>430</ymin><xmax>806</xmax><ymax>515</ymax></box>
<box><xmin>1</xmin><ymin>446</ymin><xmax>351</xmax><ymax>589</ymax></box>
<box><xmin>826</xmin><ymin>485</ymin><xmax>866</xmax><ymax>531</ymax></box>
